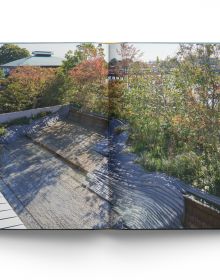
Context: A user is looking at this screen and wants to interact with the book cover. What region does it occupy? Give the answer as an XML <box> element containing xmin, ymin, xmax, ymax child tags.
<box><xmin>0</xmin><ymin>42</ymin><xmax>219</xmax><ymax>229</ymax></box>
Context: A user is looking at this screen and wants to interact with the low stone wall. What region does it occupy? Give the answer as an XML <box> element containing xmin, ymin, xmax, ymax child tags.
<box><xmin>0</xmin><ymin>105</ymin><xmax>70</xmax><ymax>144</ymax></box>
<box><xmin>184</xmin><ymin>196</ymin><xmax>220</xmax><ymax>229</ymax></box>
<box><xmin>0</xmin><ymin>105</ymin><xmax>64</xmax><ymax>124</ymax></box>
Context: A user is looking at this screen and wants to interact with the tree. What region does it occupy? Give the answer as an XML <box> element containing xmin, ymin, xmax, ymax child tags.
<box><xmin>69</xmin><ymin>57</ymin><xmax>107</xmax><ymax>83</ymax></box>
<box><xmin>174</xmin><ymin>44</ymin><xmax>220</xmax><ymax>111</ymax></box>
<box><xmin>0</xmin><ymin>44</ymin><xmax>30</xmax><ymax>65</ymax></box>
<box><xmin>59</xmin><ymin>43</ymin><xmax>108</xmax><ymax>113</ymax></box>
<box><xmin>116</xmin><ymin>43</ymin><xmax>143</xmax><ymax>89</ymax></box>
<box><xmin>62</xmin><ymin>43</ymin><xmax>105</xmax><ymax>72</ymax></box>
<box><xmin>109</xmin><ymin>58</ymin><xmax>118</xmax><ymax>67</ymax></box>
<box><xmin>158</xmin><ymin>56</ymin><xmax>179</xmax><ymax>73</ymax></box>
<box><xmin>76</xmin><ymin>43</ymin><xmax>104</xmax><ymax>60</ymax></box>
<box><xmin>116</xmin><ymin>43</ymin><xmax>143</xmax><ymax>72</ymax></box>
<box><xmin>129</xmin><ymin>61</ymin><xmax>149</xmax><ymax>76</ymax></box>
<box><xmin>0</xmin><ymin>66</ymin><xmax>56</xmax><ymax>112</ymax></box>
<box><xmin>61</xmin><ymin>50</ymin><xmax>81</xmax><ymax>72</ymax></box>
<box><xmin>38</xmin><ymin>43</ymin><xmax>107</xmax><ymax>111</ymax></box>
<box><xmin>67</xmin><ymin>57</ymin><xmax>108</xmax><ymax>113</ymax></box>
<box><xmin>40</xmin><ymin>68</ymin><xmax>77</xmax><ymax>107</ymax></box>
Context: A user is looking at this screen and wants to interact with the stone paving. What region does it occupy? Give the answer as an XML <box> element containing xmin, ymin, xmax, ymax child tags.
<box><xmin>0</xmin><ymin>121</ymin><xmax>116</xmax><ymax>229</ymax></box>
<box><xmin>0</xmin><ymin>109</ymin><xmax>186</xmax><ymax>229</ymax></box>
<box><xmin>27</xmin><ymin>120</ymin><xmax>107</xmax><ymax>173</ymax></box>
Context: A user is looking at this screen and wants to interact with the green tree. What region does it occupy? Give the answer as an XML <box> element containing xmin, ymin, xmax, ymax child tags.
<box><xmin>62</xmin><ymin>43</ymin><xmax>105</xmax><ymax>72</ymax></box>
<box><xmin>109</xmin><ymin>58</ymin><xmax>118</xmax><ymax>67</ymax></box>
<box><xmin>40</xmin><ymin>68</ymin><xmax>76</xmax><ymax>107</ymax></box>
<box><xmin>0</xmin><ymin>66</ymin><xmax>56</xmax><ymax>112</ymax></box>
<box><xmin>0</xmin><ymin>44</ymin><xmax>30</xmax><ymax>65</ymax></box>
<box><xmin>158</xmin><ymin>56</ymin><xmax>179</xmax><ymax>73</ymax></box>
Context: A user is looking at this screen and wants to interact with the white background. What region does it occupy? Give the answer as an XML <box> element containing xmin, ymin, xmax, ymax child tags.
<box><xmin>1</xmin><ymin>1</ymin><xmax>220</xmax><ymax>279</ymax></box>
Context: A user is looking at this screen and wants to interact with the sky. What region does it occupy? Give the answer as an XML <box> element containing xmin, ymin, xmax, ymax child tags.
<box><xmin>109</xmin><ymin>43</ymin><xmax>179</xmax><ymax>62</ymax></box>
<box><xmin>0</xmin><ymin>43</ymin><xmax>180</xmax><ymax>62</ymax></box>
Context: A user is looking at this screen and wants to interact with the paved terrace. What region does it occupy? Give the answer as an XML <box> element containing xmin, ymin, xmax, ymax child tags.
<box><xmin>0</xmin><ymin>107</ymin><xmax>186</xmax><ymax>229</ymax></box>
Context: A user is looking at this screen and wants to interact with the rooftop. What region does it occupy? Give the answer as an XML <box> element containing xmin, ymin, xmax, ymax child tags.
<box><xmin>0</xmin><ymin>107</ymin><xmax>185</xmax><ymax>229</ymax></box>
<box><xmin>1</xmin><ymin>106</ymin><xmax>220</xmax><ymax>229</ymax></box>
<box><xmin>1</xmin><ymin>51</ymin><xmax>63</xmax><ymax>67</ymax></box>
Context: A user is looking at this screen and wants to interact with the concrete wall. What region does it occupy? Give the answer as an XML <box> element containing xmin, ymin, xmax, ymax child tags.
<box><xmin>184</xmin><ymin>196</ymin><xmax>220</xmax><ymax>229</ymax></box>
<box><xmin>68</xmin><ymin>106</ymin><xmax>108</xmax><ymax>133</ymax></box>
<box><xmin>0</xmin><ymin>105</ymin><xmax>64</xmax><ymax>124</ymax></box>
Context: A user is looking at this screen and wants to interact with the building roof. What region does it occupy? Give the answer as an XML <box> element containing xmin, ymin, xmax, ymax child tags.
<box><xmin>1</xmin><ymin>51</ymin><xmax>63</xmax><ymax>67</ymax></box>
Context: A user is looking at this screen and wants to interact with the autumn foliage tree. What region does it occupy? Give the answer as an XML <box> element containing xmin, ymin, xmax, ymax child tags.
<box><xmin>41</xmin><ymin>43</ymin><xmax>109</xmax><ymax>113</ymax></box>
<box><xmin>62</xmin><ymin>43</ymin><xmax>105</xmax><ymax>72</ymax></box>
<box><xmin>0</xmin><ymin>66</ymin><xmax>56</xmax><ymax>112</ymax></box>
<box><xmin>67</xmin><ymin>57</ymin><xmax>108</xmax><ymax>113</ymax></box>
<box><xmin>69</xmin><ymin>57</ymin><xmax>107</xmax><ymax>83</ymax></box>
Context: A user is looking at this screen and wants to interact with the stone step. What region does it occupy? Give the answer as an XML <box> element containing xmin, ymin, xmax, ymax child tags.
<box><xmin>27</xmin><ymin>120</ymin><xmax>107</xmax><ymax>173</ymax></box>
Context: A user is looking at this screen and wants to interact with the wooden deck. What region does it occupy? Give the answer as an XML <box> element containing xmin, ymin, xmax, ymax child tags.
<box><xmin>0</xmin><ymin>192</ymin><xmax>26</xmax><ymax>229</ymax></box>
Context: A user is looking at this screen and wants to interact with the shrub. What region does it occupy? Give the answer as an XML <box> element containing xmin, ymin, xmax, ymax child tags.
<box><xmin>108</xmin><ymin>80</ymin><xmax>125</xmax><ymax>117</ymax></box>
<box><xmin>119</xmin><ymin>44</ymin><xmax>220</xmax><ymax>195</ymax></box>
<box><xmin>0</xmin><ymin>126</ymin><xmax>6</xmax><ymax>136</ymax></box>
<box><xmin>165</xmin><ymin>152</ymin><xmax>201</xmax><ymax>184</ymax></box>
<box><xmin>33</xmin><ymin>111</ymin><xmax>51</xmax><ymax>119</ymax></box>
